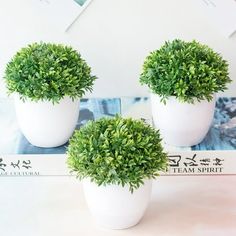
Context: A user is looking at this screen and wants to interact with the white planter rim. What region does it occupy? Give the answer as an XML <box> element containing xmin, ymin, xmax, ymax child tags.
<box><xmin>14</xmin><ymin>93</ymin><xmax>80</xmax><ymax>103</ymax></box>
<box><xmin>14</xmin><ymin>95</ymin><xmax>80</xmax><ymax>147</ymax></box>
<box><xmin>150</xmin><ymin>92</ymin><xmax>216</xmax><ymax>104</ymax></box>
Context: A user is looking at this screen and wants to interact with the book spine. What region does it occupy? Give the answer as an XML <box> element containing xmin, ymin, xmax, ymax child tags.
<box><xmin>0</xmin><ymin>151</ymin><xmax>235</xmax><ymax>177</ymax></box>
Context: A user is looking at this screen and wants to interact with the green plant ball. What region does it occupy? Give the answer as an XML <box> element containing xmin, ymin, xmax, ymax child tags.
<box><xmin>67</xmin><ymin>115</ymin><xmax>168</xmax><ymax>192</ymax></box>
<box><xmin>4</xmin><ymin>42</ymin><xmax>97</xmax><ymax>103</ymax></box>
<box><xmin>140</xmin><ymin>39</ymin><xmax>231</xmax><ymax>103</ymax></box>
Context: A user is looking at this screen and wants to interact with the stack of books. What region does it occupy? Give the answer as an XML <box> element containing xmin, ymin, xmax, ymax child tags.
<box><xmin>0</xmin><ymin>97</ymin><xmax>235</xmax><ymax>176</ymax></box>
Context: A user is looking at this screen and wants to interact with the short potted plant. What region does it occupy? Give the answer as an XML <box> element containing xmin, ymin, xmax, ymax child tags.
<box><xmin>4</xmin><ymin>42</ymin><xmax>96</xmax><ymax>148</ymax></box>
<box><xmin>140</xmin><ymin>39</ymin><xmax>231</xmax><ymax>146</ymax></box>
<box><xmin>67</xmin><ymin>115</ymin><xmax>168</xmax><ymax>229</ymax></box>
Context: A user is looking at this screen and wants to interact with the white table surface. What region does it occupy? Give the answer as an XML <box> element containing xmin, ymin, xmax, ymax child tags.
<box><xmin>1</xmin><ymin>175</ymin><xmax>236</xmax><ymax>236</ymax></box>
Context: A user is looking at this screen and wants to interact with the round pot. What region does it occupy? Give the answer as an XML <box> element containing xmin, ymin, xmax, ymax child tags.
<box><xmin>150</xmin><ymin>93</ymin><xmax>216</xmax><ymax>147</ymax></box>
<box><xmin>14</xmin><ymin>95</ymin><xmax>80</xmax><ymax>148</ymax></box>
<box><xmin>82</xmin><ymin>179</ymin><xmax>152</xmax><ymax>229</ymax></box>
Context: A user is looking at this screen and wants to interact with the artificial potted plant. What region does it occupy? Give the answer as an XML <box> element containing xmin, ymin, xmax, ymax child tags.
<box><xmin>140</xmin><ymin>39</ymin><xmax>231</xmax><ymax>146</ymax></box>
<box><xmin>4</xmin><ymin>42</ymin><xmax>96</xmax><ymax>148</ymax></box>
<box><xmin>67</xmin><ymin>115</ymin><xmax>168</xmax><ymax>229</ymax></box>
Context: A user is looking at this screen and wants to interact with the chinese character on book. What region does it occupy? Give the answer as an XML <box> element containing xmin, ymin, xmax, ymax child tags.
<box><xmin>11</xmin><ymin>160</ymin><xmax>20</xmax><ymax>169</ymax></box>
<box><xmin>183</xmin><ymin>154</ymin><xmax>198</xmax><ymax>167</ymax></box>
<box><xmin>0</xmin><ymin>158</ymin><xmax>7</xmax><ymax>171</ymax></box>
<box><xmin>199</xmin><ymin>158</ymin><xmax>211</xmax><ymax>166</ymax></box>
<box><xmin>22</xmin><ymin>160</ymin><xmax>32</xmax><ymax>169</ymax></box>
<box><xmin>168</xmin><ymin>155</ymin><xmax>182</xmax><ymax>167</ymax></box>
<box><xmin>213</xmin><ymin>158</ymin><xmax>224</xmax><ymax>166</ymax></box>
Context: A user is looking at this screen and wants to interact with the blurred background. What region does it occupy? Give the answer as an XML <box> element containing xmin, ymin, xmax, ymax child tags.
<box><xmin>0</xmin><ymin>0</ymin><xmax>236</xmax><ymax>98</ymax></box>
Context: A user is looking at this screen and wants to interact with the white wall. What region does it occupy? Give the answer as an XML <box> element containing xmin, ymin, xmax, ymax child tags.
<box><xmin>1</xmin><ymin>0</ymin><xmax>236</xmax><ymax>98</ymax></box>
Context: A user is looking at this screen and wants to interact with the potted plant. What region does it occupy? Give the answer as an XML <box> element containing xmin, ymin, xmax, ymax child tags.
<box><xmin>4</xmin><ymin>42</ymin><xmax>96</xmax><ymax>148</ymax></box>
<box><xmin>140</xmin><ymin>39</ymin><xmax>231</xmax><ymax>146</ymax></box>
<box><xmin>67</xmin><ymin>115</ymin><xmax>168</xmax><ymax>229</ymax></box>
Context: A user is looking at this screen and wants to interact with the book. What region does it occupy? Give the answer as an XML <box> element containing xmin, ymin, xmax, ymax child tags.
<box><xmin>0</xmin><ymin>97</ymin><xmax>236</xmax><ymax>176</ymax></box>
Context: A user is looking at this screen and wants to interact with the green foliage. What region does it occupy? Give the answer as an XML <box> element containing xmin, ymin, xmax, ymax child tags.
<box><xmin>4</xmin><ymin>42</ymin><xmax>96</xmax><ymax>103</ymax></box>
<box><xmin>67</xmin><ymin>116</ymin><xmax>168</xmax><ymax>192</ymax></box>
<box><xmin>140</xmin><ymin>39</ymin><xmax>231</xmax><ymax>103</ymax></box>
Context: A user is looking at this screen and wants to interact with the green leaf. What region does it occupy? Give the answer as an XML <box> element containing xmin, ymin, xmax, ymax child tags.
<box><xmin>139</xmin><ymin>39</ymin><xmax>231</xmax><ymax>103</ymax></box>
<box><xmin>66</xmin><ymin>115</ymin><xmax>168</xmax><ymax>193</ymax></box>
<box><xmin>4</xmin><ymin>42</ymin><xmax>97</xmax><ymax>103</ymax></box>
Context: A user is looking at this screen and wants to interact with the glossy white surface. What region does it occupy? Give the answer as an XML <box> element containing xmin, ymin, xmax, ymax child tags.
<box><xmin>14</xmin><ymin>96</ymin><xmax>80</xmax><ymax>147</ymax></box>
<box><xmin>82</xmin><ymin>178</ymin><xmax>152</xmax><ymax>229</ymax></box>
<box><xmin>1</xmin><ymin>1</ymin><xmax>236</xmax><ymax>99</ymax></box>
<box><xmin>1</xmin><ymin>175</ymin><xmax>235</xmax><ymax>236</ymax></box>
<box><xmin>151</xmin><ymin>94</ymin><xmax>216</xmax><ymax>146</ymax></box>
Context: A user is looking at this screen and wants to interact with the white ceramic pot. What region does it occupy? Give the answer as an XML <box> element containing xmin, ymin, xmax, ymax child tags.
<box><xmin>82</xmin><ymin>179</ymin><xmax>152</xmax><ymax>229</ymax></box>
<box><xmin>14</xmin><ymin>95</ymin><xmax>80</xmax><ymax>148</ymax></box>
<box><xmin>151</xmin><ymin>93</ymin><xmax>216</xmax><ymax>147</ymax></box>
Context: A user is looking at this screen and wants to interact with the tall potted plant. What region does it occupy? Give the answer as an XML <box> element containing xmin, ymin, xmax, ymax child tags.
<box><xmin>4</xmin><ymin>42</ymin><xmax>96</xmax><ymax>148</ymax></box>
<box><xmin>67</xmin><ymin>116</ymin><xmax>168</xmax><ymax>229</ymax></box>
<box><xmin>140</xmin><ymin>39</ymin><xmax>231</xmax><ymax>146</ymax></box>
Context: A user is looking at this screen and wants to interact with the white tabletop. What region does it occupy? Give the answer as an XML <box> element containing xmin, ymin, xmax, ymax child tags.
<box><xmin>1</xmin><ymin>175</ymin><xmax>236</xmax><ymax>236</ymax></box>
